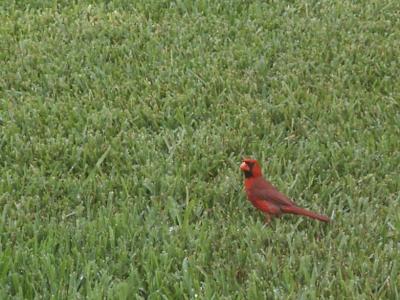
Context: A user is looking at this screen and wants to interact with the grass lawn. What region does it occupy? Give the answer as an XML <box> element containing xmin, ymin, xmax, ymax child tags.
<box><xmin>1</xmin><ymin>0</ymin><xmax>399</xmax><ymax>298</ymax></box>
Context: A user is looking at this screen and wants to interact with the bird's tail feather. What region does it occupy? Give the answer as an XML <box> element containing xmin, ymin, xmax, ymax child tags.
<box><xmin>282</xmin><ymin>206</ymin><xmax>330</xmax><ymax>222</ymax></box>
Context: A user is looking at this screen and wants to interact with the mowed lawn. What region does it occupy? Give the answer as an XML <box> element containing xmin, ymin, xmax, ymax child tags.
<box><xmin>1</xmin><ymin>1</ymin><xmax>399</xmax><ymax>298</ymax></box>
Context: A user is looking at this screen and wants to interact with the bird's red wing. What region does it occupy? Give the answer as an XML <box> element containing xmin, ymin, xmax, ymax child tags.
<box><xmin>251</xmin><ymin>178</ymin><xmax>297</xmax><ymax>207</ymax></box>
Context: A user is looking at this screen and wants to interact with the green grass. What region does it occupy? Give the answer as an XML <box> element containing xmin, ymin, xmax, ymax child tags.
<box><xmin>1</xmin><ymin>0</ymin><xmax>399</xmax><ymax>298</ymax></box>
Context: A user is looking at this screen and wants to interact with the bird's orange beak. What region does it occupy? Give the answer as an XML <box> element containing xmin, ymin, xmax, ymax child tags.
<box><xmin>240</xmin><ymin>162</ymin><xmax>250</xmax><ymax>172</ymax></box>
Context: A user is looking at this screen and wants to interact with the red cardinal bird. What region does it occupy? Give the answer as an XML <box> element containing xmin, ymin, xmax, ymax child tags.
<box><xmin>240</xmin><ymin>158</ymin><xmax>330</xmax><ymax>223</ymax></box>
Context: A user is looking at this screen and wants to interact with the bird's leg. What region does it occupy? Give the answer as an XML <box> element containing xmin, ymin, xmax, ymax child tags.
<box><xmin>264</xmin><ymin>213</ymin><xmax>272</xmax><ymax>224</ymax></box>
